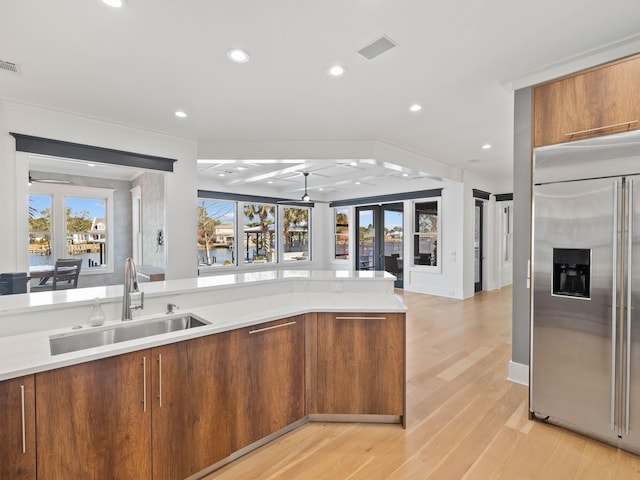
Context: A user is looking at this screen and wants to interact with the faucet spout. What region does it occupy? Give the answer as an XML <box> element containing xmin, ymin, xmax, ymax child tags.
<box><xmin>122</xmin><ymin>258</ymin><xmax>144</xmax><ymax>321</ymax></box>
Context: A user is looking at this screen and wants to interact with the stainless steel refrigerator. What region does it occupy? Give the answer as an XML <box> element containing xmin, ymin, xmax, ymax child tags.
<box><xmin>530</xmin><ymin>130</ymin><xmax>640</xmax><ymax>453</ymax></box>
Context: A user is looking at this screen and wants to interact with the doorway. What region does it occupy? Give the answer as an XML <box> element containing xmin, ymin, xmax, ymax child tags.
<box><xmin>474</xmin><ymin>199</ymin><xmax>484</xmax><ymax>293</ymax></box>
<box><xmin>356</xmin><ymin>203</ymin><xmax>403</xmax><ymax>288</ymax></box>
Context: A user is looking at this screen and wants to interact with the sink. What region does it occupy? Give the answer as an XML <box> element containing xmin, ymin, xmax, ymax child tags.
<box><xmin>50</xmin><ymin>314</ymin><xmax>209</xmax><ymax>355</ymax></box>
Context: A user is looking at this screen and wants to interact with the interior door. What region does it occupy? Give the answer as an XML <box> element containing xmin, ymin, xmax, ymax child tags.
<box><xmin>356</xmin><ymin>204</ymin><xmax>403</xmax><ymax>288</ymax></box>
<box><xmin>474</xmin><ymin>200</ymin><xmax>483</xmax><ymax>293</ymax></box>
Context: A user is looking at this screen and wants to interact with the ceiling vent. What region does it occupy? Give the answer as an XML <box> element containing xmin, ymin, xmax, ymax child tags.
<box><xmin>0</xmin><ymin>60</ymin><xmax>20</xmax><ymax>75</ymax></box>
<box><xmin>357</xmin><ymin>36</ymin><xmax>397</xmax><ymax>60</ymax></box>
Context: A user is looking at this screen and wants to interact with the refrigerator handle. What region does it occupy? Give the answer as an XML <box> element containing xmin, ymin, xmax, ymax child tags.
<box><xmin>626</xmin><ymin>179</ymin><xmax>633</xmax><ymax>435</ymax></box>
<box><xmin>612</xmin><ymin>181</ymin><xmax>619</xmax><ymax>431</ymax></box>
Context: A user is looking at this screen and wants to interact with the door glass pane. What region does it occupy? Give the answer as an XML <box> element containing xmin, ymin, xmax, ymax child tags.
<box><xmin>198</xmin><ymin>199</ymin><xmax>236</xmax><ymax>266</ymax></box>
<box><xmin>384</xmin><ymin>209</ymin><xmax>403</xmax><ymax>279</ymax></box>
<box><xmin>413</xmin><ymin>201</ymin><xmax>438</xmax><ymax>266</ymax></box>
<box><xmin>358</xmin><ymin>210</ymin><xmax>375</xmax><ymax>270</ymax></box>
<box><xmin>29</xmin><ymin>195</ymin><xmax>52</xmax><ymax>266</ymax></box>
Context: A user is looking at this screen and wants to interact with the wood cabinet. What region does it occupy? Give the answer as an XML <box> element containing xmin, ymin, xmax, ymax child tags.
<box><xmin>35</xmin><ymin>350</ymin><xmax>152</xmax><ymax>480</ymax></box>
<box><xmin>316</xmin><ymin>312</ymin><xmax>405</xmax><ymax>423</ymax></box>
<box><xmin>0</xmin><ymin>375</ymin><xmax>36</xmax><ymax>480</ymax></box>
<box><xmin>151</xmin><ymin>330</ymin><xmax>240</xmax><ymax>480</ymax></box>
<box><xmin>533</xmin><ymin>55</ymin><xmax>640</xmax><ymax>148</ymax></box>
<box><xmin>234</xmin><ymin>316</ymin><xmax>306</xmax><ymax>449</ymax></box>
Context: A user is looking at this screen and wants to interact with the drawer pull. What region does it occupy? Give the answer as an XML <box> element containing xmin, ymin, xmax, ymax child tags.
<box><xmin>249</xmin><ymin>321</ymin><xmax>297</xmax><ymax>334</ymax></box>
<box><xmin>20</xmin><ymin>384</ymin><xmax>26</xmax><ymax>454</ymax></box>
<box><xmin>565</xmin><ymin>120</ymin><xmax>638</xmax><ymax>137</ymax></box>
<box><xmin>335</xmin><ymin>316</ymin><xmax>387</xmax><ymax>320</ymax></box>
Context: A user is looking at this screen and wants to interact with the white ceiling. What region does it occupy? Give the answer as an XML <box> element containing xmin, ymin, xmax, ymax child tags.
<box><xmin>3</xmin><ymin>0</ymin><xmax>640</xmax><ymax>195</ymax></box>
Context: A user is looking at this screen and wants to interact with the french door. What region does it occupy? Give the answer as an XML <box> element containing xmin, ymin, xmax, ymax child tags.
<box><xmin>356</xmin><ymin>203</ymin><xmax>403</xmax><ymax>288</ymax></box>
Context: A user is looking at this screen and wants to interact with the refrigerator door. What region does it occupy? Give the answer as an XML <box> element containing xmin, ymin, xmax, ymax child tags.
<box><xmin>531</xmin><ymin>177</ymin><xmax>620</xmax><ymax>442</ymax></box>
<box><xmin>622</xmin><ymin>176</ymin><xmax>640</xmax><ymax>450</ymax></box>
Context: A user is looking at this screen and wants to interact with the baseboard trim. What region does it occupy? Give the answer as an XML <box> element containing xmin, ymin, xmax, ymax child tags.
<box><xmin>508</xmin><ymin>360</ymin><xmax>529</xmax><ymax>386</ymax></box>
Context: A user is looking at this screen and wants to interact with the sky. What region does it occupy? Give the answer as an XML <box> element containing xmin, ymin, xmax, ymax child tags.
<box><xmin>30</xmin><ymin>195</ymin><xmax>105</xmax><ymax>219</ymax></box>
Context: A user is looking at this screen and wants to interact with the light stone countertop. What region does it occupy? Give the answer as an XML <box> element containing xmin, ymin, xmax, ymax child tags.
<box><xmin>0</xmin><ymin>270</ymin><xmax>405</xmax><ymax>381</ymax></box>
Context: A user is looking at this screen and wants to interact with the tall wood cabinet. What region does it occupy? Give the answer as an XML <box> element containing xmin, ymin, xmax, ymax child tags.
<box><xmin>0</xmin><ymin>375</ymin><xmax>36</xmax><ymax>480</ymax></box>
<box><xmin>35</xmin><ymin>350</ymin><xmax>152</xmax><ymax>480</ymax></box>
<box><xmin>316</xmin><ymin>312</ymin><xmax>405</xmax><ymax>423</ymax></box>
<box><xmin>532</xmin><ymin>54</ymin><xmax>640</xmax><ymax>148</ymax></box>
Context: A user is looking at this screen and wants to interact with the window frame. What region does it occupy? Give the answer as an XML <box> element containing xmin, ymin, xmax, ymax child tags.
<box><xmin>412</xmin><ymin>197</ymin><xmax>442</xmax><ymax>272</ymax></box>
<box><xmin>280</xmin><ymin>205</ymin><xmax>311</xmax><ymax>263</ymax></box>
<box><xmin>29</xmin><ymin>183</ymin><xmax>115</xmax><ymax>275</ymax></box>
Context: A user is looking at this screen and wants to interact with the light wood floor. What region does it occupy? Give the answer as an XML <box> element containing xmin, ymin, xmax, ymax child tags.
<box><xmin>203</xmin><ymin>287</ymin><xmax>640</xmax><ymax>479</ymax></box>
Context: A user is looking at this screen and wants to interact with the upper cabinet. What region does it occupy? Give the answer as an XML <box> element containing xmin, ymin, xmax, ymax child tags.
<box><xmin>532</xmin><ymin>55</ymin><xmax>640</xmax><ymax>148</ymax></box>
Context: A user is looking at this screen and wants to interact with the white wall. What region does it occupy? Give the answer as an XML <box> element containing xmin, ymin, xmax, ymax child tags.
<box><xmin>0</xmin><ymin>99</ymin><xmax>198</xmax><ymax>281</ymax></box>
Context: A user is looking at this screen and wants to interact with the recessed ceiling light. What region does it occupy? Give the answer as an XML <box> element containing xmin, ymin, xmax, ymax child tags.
<box><xmin>175</xmin><ymin>110</ymin><xmax>187</xmax><ymax>118</ymax></box>
<box><xmin>267</xmin><ymin>180</ymin><xmax>273</xmax><ymax>184</ymax></box>
<box><xmin>227</xmin><ymin>49</ymin><xmax>250</xmax><ymax>63</ymax></box>
<box><xmin>350</xmin><ymin>161</ymin><xmax>358</xmax><ymax>166</ymax></box>
<box><xmin>101</xmin><ymin>0</ymin><xmax>124</xmax><ymax>7</ymax></box>
<box><xmin>327</xmin><ymin>65</ymin><xmax>345</xmax><ymax>77</ymax></box>
<box><xmin>218</xmin><ymin>173</ymin><xmax>226</xmax><ymax>177</ymax></box>
<box><xmin>409</xmin><ymin>104</ymin><xmax>422</xmax><ymax>112</ymax></box>
<box><xmin>355</xmin><ymin>181</ymin><xmax>361</xmax><ymax>185</ymax></box>
<box><xmin>87</xmin><ymin>163</ymin><xmax>96</xmax><ymax>167</ymax></box>
<box><xmin>482</xmin><ymin>144</ymin><xmax>492</xmax><ymax>150</ymax></box>
<box><xmin>402</xmin><ymin>173</ymin><xmax>409</xmax><ymax>177</ymax></box>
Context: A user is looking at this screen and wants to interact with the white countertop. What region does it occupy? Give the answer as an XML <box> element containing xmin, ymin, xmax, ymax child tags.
<box><xmin>0</xmin><ymin>270</ymin><xmax>405</xmax><ymax>381</ymax></box>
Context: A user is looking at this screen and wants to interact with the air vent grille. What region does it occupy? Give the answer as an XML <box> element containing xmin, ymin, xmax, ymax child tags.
<box><xmin>0</xmin><ymin>60</ymin><xmax>20</xmax><ymax>74</ymax></box>
<box><xmin>357</xmin><ymin>36</ymin><xmax>397</xmax><ymax>60</ymax></box>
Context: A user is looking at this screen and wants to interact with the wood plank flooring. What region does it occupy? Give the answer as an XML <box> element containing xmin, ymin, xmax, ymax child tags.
<box><xmin>202</xmin><ymin>287</ymin><xmax>640</xmax><ymax>479</ymax></box>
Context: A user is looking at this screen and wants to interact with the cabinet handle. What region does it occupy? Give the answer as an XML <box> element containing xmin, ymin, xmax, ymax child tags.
<box><xmin>565</xmin><ymin>120</ymin><xmax>638</xmax><ymax>137</ymax></box>
<box><xmin>143</xmin><ymin>356</ymin><xmax>147</xmax><ymax>413</ymax></box>
<box><xmin>249</xmin><ymin>321</ymin><xmax>297</xmax><ymax>334</ymax></box>
<box><xmin>335</xmin><ymin>316</ymin><xmax>387</xmax><ymax>320</ymax></box>
<box><xmin>158</xmin><ymin>353</ymin><xmax>162</xmax><ymax>407</ymax></box>
<box><xmin>20</xmin><ymin>384</ymin><xmax>26</xmax><ymax>454</ymax></box>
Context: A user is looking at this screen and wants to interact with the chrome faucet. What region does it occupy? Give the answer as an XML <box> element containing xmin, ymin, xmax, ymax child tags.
<box><xmin>122</xmin><ymin>257</ymin><xmax>144</xmax><ymax>321</ymax></box>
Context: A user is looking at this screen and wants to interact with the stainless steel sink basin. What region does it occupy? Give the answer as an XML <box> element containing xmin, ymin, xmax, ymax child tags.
<box><xmin>50</xmin><ymin>314</ymin><xmax>209</xmax><ymax>355</ymax></box>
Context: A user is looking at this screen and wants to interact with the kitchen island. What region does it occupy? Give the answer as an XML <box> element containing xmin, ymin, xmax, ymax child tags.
<box><xmin>0</xmin><ymin>270</ymin><xmax>406</xmax><ymax>480</ymax></box>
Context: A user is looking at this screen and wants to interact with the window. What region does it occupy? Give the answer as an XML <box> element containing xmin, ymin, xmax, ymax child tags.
<box><xmin>282</xmin><ymin>206</ymin><xmax>310</xmax><ymax>262</ymax></box>
<box><xmin>29</xmin><ymin>195</ymin><xmax>52</xmax><ymax>262</ymax></box>
<box><xmin>197</xmin><ymin>199</ymin><xmax>236</xmax><ymax>266</ymax></box>
<box><xmin>413</xmin><ymin>200</ymin><xmax>440</xmax><ymax>267</ymax></box>
<box><xmin>334</xmin><ymin>208</ymin><xmax>349</xmax><ymax>260</ymax></box>
<box><xmin>28</xmin><ymin>184</ymin><xmax>114</xmax><ymax>273</ymax></box>
<box><xmin>243</xmin><ymin>203</ymin><xmax>276</xmax><ymax>263</ymax></box>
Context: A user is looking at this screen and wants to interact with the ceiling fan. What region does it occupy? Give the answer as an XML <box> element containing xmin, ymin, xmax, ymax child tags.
<box><xmin>277</xmin><ymin>172</ymin><xmax>328</xmax><ymax>205</ymax></box>
<box><xmin>29</xmin><ymin>172</ymin><xmax>73</xmax><ymax>185</ymax></box>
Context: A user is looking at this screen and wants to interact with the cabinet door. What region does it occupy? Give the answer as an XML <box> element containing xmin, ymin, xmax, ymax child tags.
<box><xmin>151</xmin><ymin>331</ymin><xmax>239</xmax><ymax>480</ymax></box>
<box><xmin>35</xmin><ymin>351</ymin><xmax>152</xmax><ymax>480</ymax></box>
<box><xmin>0</xmin><ymin>376</ymin><xmax>36</xmax><ymax>480</ymax></box>
<box><xmin>533</xmin><ymin>56</ymin><xmax>640</xmax><ymax>147</ymax></box>
<box><xmin>317</xmin><ymin>313</ymin><xmax>405</xmax><ymax>417</ymax></box>
<box><xmin>235</xmin><ymin>316</ymin><xmax>305</xmax><ymax>449</ymax></box>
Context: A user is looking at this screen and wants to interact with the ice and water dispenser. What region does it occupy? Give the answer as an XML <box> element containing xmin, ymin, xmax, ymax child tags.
<box><xmin>552</xmin><ymin>248</ymin><xmax>591</xmax><ymax>298</ymax></box>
